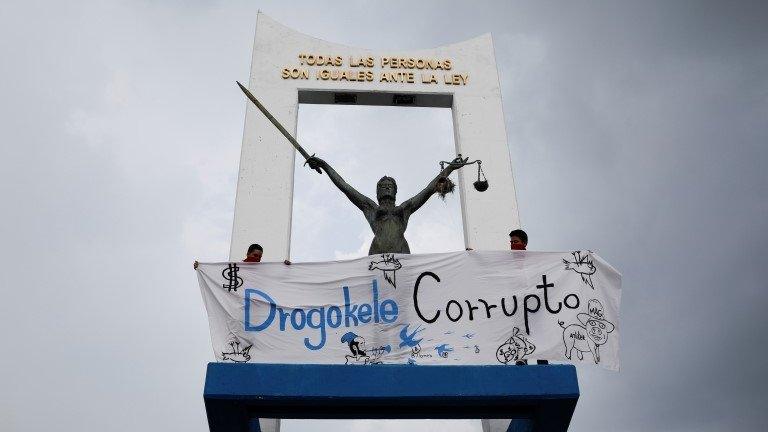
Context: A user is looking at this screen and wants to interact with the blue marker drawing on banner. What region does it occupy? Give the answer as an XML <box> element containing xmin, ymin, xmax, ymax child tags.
<box><xmin>399</xmin><ymin>324</ymin><xmax>424</xmax><ymax>348</ymax></box>
<box><xmin>435</xmin><ymin>344</ymin><xmax>453</xmax><ymax>358</ymax></box>
<box><xmin>243</xmin><ymin>280</ymin><xmax>399</xmax><ymax>351</ymax></box>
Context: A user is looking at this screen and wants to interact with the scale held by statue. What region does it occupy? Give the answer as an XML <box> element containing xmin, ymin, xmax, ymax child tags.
<box><xmin>237</xmin><ymin>82</ymin><xmax>490</xmax><ymax>255</ymax></box>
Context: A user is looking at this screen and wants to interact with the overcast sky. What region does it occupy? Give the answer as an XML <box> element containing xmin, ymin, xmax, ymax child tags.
<box><xmin>1</xmin><ymin>1</ymin><xmax>767</xmax><ymax>431</ymax></box>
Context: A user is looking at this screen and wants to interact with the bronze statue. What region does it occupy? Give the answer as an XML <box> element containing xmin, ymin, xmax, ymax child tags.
<box><xmin>306</xmin><ymin>156</ymin><xmax>469</xmax><ymax>255</ymax></box>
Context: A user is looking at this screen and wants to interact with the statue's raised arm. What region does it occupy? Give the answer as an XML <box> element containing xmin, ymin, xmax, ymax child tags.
<box><xmin>399</xmin><ymin>156</ymin><xmax>469</xmax><ymax>217</ymax></box>
<box><xmin>306</xmin><ymin>156</ymin><xmax>377</xmax><ymax>216</ymax></box>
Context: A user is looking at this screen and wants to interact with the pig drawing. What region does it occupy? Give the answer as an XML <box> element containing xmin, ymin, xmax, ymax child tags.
<box><xmin>558</xmin><ymin>299</ymin><xmax>615</xmax><ymax>364</ymax></box>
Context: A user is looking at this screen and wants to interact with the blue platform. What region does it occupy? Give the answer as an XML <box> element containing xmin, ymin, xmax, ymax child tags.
<box><xmin>204</xmin><ymin>363</ymin><xmax>579</xmax><ymax>432</ymax></box>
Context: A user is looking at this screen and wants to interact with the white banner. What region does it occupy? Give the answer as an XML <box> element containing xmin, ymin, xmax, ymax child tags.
<box><xmin>197</xmin><ymin>251</ymin><xmax>621</xmax><ymax>370</ymax></box>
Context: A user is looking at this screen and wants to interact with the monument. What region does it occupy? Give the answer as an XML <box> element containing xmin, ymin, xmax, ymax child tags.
<box><xmin>228</xmin><ymin>13</ymin><xmax>521</xmax><ymax>262</ymax></box>
<box><xmin>200</xmin><ymin>12</ymin><xmax>597</xmax><ymax>432</ymax></box>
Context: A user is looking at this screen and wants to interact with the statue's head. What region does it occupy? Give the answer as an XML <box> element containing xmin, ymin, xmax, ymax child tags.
<box><xmin>376</xmin><ymin>176</ymin><xmax>397</xmax><ymax>202</ymax></box>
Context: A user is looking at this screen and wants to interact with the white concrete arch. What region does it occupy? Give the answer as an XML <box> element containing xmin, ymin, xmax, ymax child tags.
<box><xmin>230</xmin><ymin>11</ymin><xmax>520</xmax><ymax>263</ymax></box>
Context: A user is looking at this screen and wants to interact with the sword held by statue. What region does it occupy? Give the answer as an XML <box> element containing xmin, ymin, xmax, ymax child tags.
<box><xmin>236</xmin><ymin>81</ymin><xmax>322</xmax><ymax>173</ymax></box>
<box><xmin>237</xmin><ymin>81</ymin><xmax>487</xmax><ymax>192</ymax></box>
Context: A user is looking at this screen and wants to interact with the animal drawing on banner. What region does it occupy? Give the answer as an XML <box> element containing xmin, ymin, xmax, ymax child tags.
<box><xmin>341</xmin><ymin>332</ymin><xmax>370</xmax><ymax>365</ymax></box>
<box><xmin>369</xmin><ymin>254</ymin><xmax>402</xmax><ymax>288</ymax></box>
<box><xmin>559</xmin><ymin>299</ymin><xmax>615</xmax><ymax>364</ymax></box>
<box><xmin>400</xmin><ymin>324</ymin><xmax>432</xmax><ymax>362</ymax></box>
<box><xmin>434</xmin><ymin>344</ymin><xmax>453</xmax><ymax>358</ymax></box>
<box><xmin>495</xmin><ymin>327</ymin><xmax>536</xmax><ymax>365</ymax></box>
<box><xmin>221</xmin><ymin>341</ymin><xmax>252</xmax><ymax>363</ymax></box>
<box><xmin>563</xmin><ymin>251</ymin><xmax>597</xmax><ymax>289</ymax></box>
<box><xmin>399</xmin><ymin>324</ymin><xmax>424</xmax><ymax>349</ymax></box>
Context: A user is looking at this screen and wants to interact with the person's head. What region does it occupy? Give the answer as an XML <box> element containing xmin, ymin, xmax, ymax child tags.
<box><xmin>376</xmin><ymin>176</ymin><xmax>397</xmax><ymax>203</ymax></box>
<box><xmin>244</xmin><ymin>243</ymin><xmax>264</xmax><ymax>262</ymax></box>
<box><xmin>509</xmin><ymin>229</ymin><xmax>528</xmax><ymax>250</ymax></box>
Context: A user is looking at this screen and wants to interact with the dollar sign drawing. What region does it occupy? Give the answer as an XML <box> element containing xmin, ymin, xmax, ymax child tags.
<box><xmin>222</xmin><ymin>263</ymin><xmax>243</xmax><ymax>292</ymax></box>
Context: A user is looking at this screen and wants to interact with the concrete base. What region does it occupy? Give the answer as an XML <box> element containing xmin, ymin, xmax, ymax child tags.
<box><xmin>204</xmin><ymin>363</ymin><xmax>578</xmax><ymax>432</ymax></box>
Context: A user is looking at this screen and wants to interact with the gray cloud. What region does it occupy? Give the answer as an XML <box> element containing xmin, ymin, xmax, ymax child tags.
<box><xmin>1</xmin><ymin>1</ymin><xmax>766</xmax><ymax>431</ymax></box>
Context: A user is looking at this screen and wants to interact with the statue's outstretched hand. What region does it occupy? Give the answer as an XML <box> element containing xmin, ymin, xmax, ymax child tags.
<box><xmin>439</xmin><ymin>156</ymin><xmax>470</xmax><ymax>174</ymax></box>
<box><xmin>304</xmin><ymin>155</ymin><xmax>326</xmax><ymax>174</ymax></box>
<box><xmin>448</xmin><ymin>155</ymin><xmax>470</xmax><ymax>169</ymax></box>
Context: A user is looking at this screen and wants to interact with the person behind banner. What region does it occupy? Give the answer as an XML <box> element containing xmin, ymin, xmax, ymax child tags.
<box><xmin>509</xmin><ymin>229</ymin><xmax>528</xmax><ymax>250</ymax></box>
<box><xmin>509</xmin><ymin>229</ymin><xmax>549</xmax><ymax>366</ymax></box>
<box><xmin>243</xmin><ymin>243</ymin><xmax>264</xmax><ymax>262</ymax></box>
<box><xmin>193</xmin><ymin>243</ymin><xmax>290</xmax><ymax>269</ymax></box>
<box><xmin>243</xmin><ymin>243</ymin><xmax>292</xmax><ymax>265</ymax></box>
